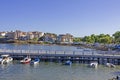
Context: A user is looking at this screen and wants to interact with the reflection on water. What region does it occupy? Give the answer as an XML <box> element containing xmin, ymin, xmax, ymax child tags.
<box><xmin>0</xmin><ymin>44</ymin><xmax>78</xmax><ymax>51</ymax></box>
<box><xmin>0</xmin><ymin>61</ymin><xmax>119</xmax><ymax>80</ymax></box>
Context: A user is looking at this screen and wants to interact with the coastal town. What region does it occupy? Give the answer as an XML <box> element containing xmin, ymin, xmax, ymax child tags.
<box><xmin>1</xmin><ymin>0</ymin><xmax>120</xmax><ymax>80</ymax></box>
<box><xmin>0</xmin><ymin>30</ymin><xmax>74</xmax><ymax>44</ymax></box>
<box><xmin>1</xmin><ymin>30</ymin><xmax>120</xmax><ymax>51</ymax></box>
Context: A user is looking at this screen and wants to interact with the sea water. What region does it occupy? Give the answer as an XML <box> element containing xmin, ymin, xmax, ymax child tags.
<box><xmin>0</xmin><ymin>44</ymin><xmax>119</xmax><ymax>80</ymax></box>
<box><xmin>0</xmin><ymin>62</ymin><xmax>119</xmax><ymax>80</ymax></box>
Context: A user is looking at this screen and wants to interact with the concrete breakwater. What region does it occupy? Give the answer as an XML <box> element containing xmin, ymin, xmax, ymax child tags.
<box><xmin>0</xmin><ymin>49</ymin><xmax>120</xmax><ymax>65</ymax></box>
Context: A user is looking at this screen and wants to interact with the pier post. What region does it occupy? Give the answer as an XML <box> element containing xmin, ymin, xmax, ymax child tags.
<box><xmin>98</xmin><ymin>58</ymin><xmax>100</xmax><ymax>64</ymax></box>
<box><xmin>117</xmin><ymin>59</ymin><xmax>120</xmax><ymax>65</ymax></box>
<box><xmin>82</xmin><ymin>51</ymin><xmax>84</xmax><ymax>55</ymax></box>
<box><xmin>64</xmin><ymin>51</ymin><xmax>65</xmax><ymax>55</ymax></box>
<box><xmin>55</xmin><ymin>51</ymin><xmax>56</xmax><ymax>54</ymax></box>
<box><xmin>73</xmin><ymin>51</ymin><xmax>75</xmax><ymax>55</ymax></box>
<box><xmin>92</xmin><ymin>50</ymin><xmax>94</xmax><ymax>55</ymax></box>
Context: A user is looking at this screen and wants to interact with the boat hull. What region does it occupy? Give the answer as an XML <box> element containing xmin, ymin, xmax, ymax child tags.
<box><xmin>20</xmin><ymin>57</ymin><xmax>31</xmax><ymax>64</ymax></box>
<box><xmin>63</xmin><ymin>60</ymin><xmax>72</xmax><ymax>65</ymax></box>
<box><xmin>30</xmin><ymin>58</ymin><xmax>40</xmax><ymax>65</ymax></box>
<box><xmin>20</xmin><ymin>61</ymin><xmax>31</xmax><ymax>64</ymax></box>
<box><xmin>0</xmin><ymin>55</ymin><xmax>13</xmax><ymax>64</ymax></box>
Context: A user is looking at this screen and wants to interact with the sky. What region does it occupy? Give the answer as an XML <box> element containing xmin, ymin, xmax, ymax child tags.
<box><xmin>0</xmin><ymin>0</ymin><xmax>120</xmax><ymax>37</ymax></box>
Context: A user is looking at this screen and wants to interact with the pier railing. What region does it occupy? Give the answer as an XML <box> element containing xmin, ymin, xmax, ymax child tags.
<box><xmin>0</xmin><ymin>49</ymin><xmax>120</xmax><ymax>57</ymax></box>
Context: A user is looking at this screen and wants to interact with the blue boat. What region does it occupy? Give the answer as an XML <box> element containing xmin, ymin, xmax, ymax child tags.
<box><xmin>63</xmin><ymin>60</ymin><xmax>72</xmax><ymax>65</ymax></box>
<box><xmin>30</xmin><ymin>58</ymin><xmax>40</xmax><ymax>65</ymax></box>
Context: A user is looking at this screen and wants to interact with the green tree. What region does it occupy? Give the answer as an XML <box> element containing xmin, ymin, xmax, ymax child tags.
<box><xmin>113</xmin><ymin>31</ymin><xmax>120</xmax><ymax>43</ymax></box>
<box><xmin>98</xmin><ymin>34</ymin><xmax>112</xmax><ymax>44</ymax></box>
<box><xmin>82</xmin><ymin>34</ymin><xmax>112</xmax><ymax>44</ymax></box>
<box><xmin>91</xmin><ymin>34</ymin><xmax>96</xmax><ymax>42</ymax></box>
<box><xmin>73</xmin><ymin>37</ymin><xmax>82</xmax><ymax>42</ymax></box>
<box><xmin>82</xmin><ymin>36</ymin><xmax>94</xmax><ymax>43</ymax></box>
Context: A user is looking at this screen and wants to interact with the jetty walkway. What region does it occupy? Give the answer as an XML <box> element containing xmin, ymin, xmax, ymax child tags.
<box><xmin>0</xmin><ymin>49</ymin><xmax>120</xmax><ymax>64</ymax></box>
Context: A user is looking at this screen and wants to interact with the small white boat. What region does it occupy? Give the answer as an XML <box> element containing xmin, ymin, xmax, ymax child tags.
<box><xmin>89</xmin><ymin>62</ymin><xmax>98</xmax><ymax>68</ymax></box>
<box><xmin>0</xmin><ymin>54</ymin><xmax>13</xmax><ymax>64</ymax></box>
<box><xmin>106</xmin><ymin>63</ymin><xmax>116</xmax><ymax>68</ymax></box>
<box><xmin>30</xmin><ymin>58</ymin><xmax>40</xmax><ymax>65</ymax></box>
<box><xmin>20</xmin><ymin>56</ymin><xmax>31</xmax><ymax>64</ymax></box>
<box><xmin>63</xmin><ymin>60</ymin><xmax>72</xmax><ymax>65</ymax></box>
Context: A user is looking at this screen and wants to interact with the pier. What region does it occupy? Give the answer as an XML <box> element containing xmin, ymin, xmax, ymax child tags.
<box><xmin>0</xmin><ymin>49</ymin><xmax>120</xmax><ymax>65</ymax></box>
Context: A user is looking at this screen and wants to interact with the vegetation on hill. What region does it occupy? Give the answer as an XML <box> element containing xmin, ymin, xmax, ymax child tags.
<box><xmin>73</xmin><ymin>31</ymin><xmax>120</xmax><ymax>44</ymax></box>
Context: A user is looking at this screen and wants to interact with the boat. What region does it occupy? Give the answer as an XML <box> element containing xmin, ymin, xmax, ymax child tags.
<box><xmin>30</xmin><ymin>58</ymin><xmax>40</xmax><ymax>65</ymax></box>
<box><xmin>89</xmin><ymin>62</ymin><xmax>98</xmax><ymax>68</ymax></box>
<box><xmin>20</xmin><ymin>56</ymin><xmax>31</xmax><ymax>64</ymax></box>
<box><xmin>106</xmin><ymin>63</ymin><xmax>116</xmax><ymax>68</ymax></box>
<box><xmin>63</xmin><ymin>60</ymin><xmax>72</xmax><ymax>65</ymax></box>
<box><xmin>76</xmin><ymin>46</ymin><xmax>82</xmax><ymax>49</ymax></box>
<box><xmin>0</xmin><ymin>54</ymin><xmax>13</xmax><ymax>64</ymax></box>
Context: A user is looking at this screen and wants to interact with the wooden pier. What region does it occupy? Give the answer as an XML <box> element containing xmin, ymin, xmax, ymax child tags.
<box><xmin>0</xmin><ymin>49</ymin><xmax>120</xmax><ymax>65</ymax></box>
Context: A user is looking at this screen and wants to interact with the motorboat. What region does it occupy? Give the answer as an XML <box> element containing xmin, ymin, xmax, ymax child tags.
<box><xmin>30</xmin><ymin>58</ymin><xmax>40</xmax><ymax>65</ymax></box>
<box><xmin>89</xmin><ymin>62</ymin><xmax>98</xmax><ymax>68</ymax></box>
<box><xmin>106</xmin><ymin>63</ymin><xmax>116</xmax><ymax>68</ymax></box>
<box><xmin>0</xmin><ymin>54</ymin><xmax>13</xmax><ymax>64</ymax></box>
<box><xmin>63</xmin><ymin>60</ymin><xmax>72</xmax><ymax>65</ymax></box>
<box><xmin>20</xmin><ymin>56</ymin><xmax>31</xmax><ymax>64</ymax></box>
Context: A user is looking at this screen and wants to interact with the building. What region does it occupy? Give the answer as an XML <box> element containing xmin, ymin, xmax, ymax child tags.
<box><xmin>57</xmin><ymin>33</ymin><xmax>73</xmax><ymax>43</ymax></box>
<box><xmin>15</xmin><ymin>30</ymin><xmax>27</xmax><ymax>40</ymax></box>
<box><xmin>44</xmin><ymin>33</ymin><xmax>57</xmax><ymax>43</ymax></box>
<box><xmin>27</xmin><ymin>31</ymin><xmax>44</xmax><ymax>40</ymax></box>
<box><xmin>32</xmin><ymin>31</ymin><xmax>44</xmax><ymax>38</ymax></box>
<box><xmin>4</xmin><ymin>30</ymin><xmax>27</xmax><ymax>40</ymax></box>
<box><xmin>5</xmin><ymin>31</ymin><xmax>16</xmax><ymax>40</ymax></box>
<box><xmin>0</xmin><ymin>32</ymin><xmax>6</xmax><ymax>37</ymax></box>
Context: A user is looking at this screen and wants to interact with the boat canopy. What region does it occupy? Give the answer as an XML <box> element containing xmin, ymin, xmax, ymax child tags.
<box><xmin>1</xmin><ymin>54</ymin><xmax>9</xmax><ymax>57</ymax></box>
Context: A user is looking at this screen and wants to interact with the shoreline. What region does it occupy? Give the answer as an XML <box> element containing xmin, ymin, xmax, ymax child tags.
<box><xmin>0</xmin><ymin>40</ymin><xmax>110</xmax><ymax>51</ymax></box>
